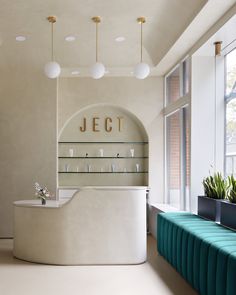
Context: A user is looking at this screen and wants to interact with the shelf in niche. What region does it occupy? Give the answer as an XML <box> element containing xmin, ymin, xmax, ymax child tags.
<box><xmin>58</xmin><ymin>141</ymin><xmax>148</xmax><ymax>144</ymax></box>
<box><xmin>58</xmin><ymin>172</ymin><xmax>148</xmax><ymax>174</ymax></box>
<box><xmin>58</xmin><ymin>156</ymin><xmax>148</xmax><ymax>159</ymax></box>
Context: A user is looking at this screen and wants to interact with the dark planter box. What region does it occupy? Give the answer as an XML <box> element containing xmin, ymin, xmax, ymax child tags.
<box><xmin>221</xmin><ymin>201</ymin><xmax>236</xmax><ymax>230</ymax></box>
<box><xmin>198</xmin><ymin>196</ymin><xmax>222</xmax><ymax>222</ymax></box>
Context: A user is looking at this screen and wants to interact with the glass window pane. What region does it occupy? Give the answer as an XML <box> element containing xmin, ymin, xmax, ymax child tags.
<box><xmin>183</xmin><ymin>59</ymin><xmax>190</xmax><ymax>96</ymax></box>
<box><xmin>166</xmin><ymin>111</ymin><xmax>180</xmax><ymax>209</ymax></box>
<box><xmin>183</xmin><ymin>106</ymin><xmax>190</xmax><ymax>211</ymax></box>
<box><xmin>226</xmin><ymin>50</ymin><xmax>236</xmax><ymax>96</ymax></box>
<box><xmin>166</xmin><ymin>66</ymin><xmax>180</xmax><ymax>105</ymax></box>
<box><xmin>226</xmin><ymin>49</ymin><xmax>236</xmax><ymax>178</ymax></box>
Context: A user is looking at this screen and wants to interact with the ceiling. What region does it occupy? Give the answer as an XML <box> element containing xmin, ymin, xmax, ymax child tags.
<box><xmin>0</xmin><ymin>0</ymin><xmax>235</xmax><ymax>77</ymax></box>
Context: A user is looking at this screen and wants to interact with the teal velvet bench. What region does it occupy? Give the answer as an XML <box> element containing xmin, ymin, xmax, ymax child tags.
<box><xmin>157</xmin><ymin>212</ymin><xmax>236</xmax><ymax>295</ymax></box>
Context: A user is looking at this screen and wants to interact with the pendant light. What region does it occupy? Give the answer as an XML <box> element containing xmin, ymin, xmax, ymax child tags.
<box><xmin>90</xmin><ymin>16</ymin><xmax>105</xmax><ymax>79</ymax></box>
<box><xmin>214</xmin><ymin>41</ymin><xmax>222</xmax><ymax>56</ymax></box>
<box><xmin>133</xmin><ymin>17</ymin><xmax>150</xmax><ymax>79</ymax></box>
<box><xmin>44</xmin><ymin>16</ymin><xmax>61</xmax><ymax>79</ymax></box>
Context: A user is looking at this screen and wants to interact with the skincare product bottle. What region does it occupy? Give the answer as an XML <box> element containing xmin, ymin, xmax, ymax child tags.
<box><xmin>87</xmin><ymin>164</ymin><xmax>92</xmax><ymax>172</ymax></box>
<box><xmin>65</xmin><ymin>164</ymin><xmax>69</xmax><ymax>172</ymax></box>
<box><xmin>69</xmin><ymin>148</ymin><xmax>74</xmax><ymax>157</ymax></box>
<box><xmin>130</xmin><ymin>149</ymin><xmax>134</xmax><ymax>157</ymax></box>
<box><xmin>99</xmin><ymin>149</ymin><xmax>104</xmax><ymax>157</ymax></box>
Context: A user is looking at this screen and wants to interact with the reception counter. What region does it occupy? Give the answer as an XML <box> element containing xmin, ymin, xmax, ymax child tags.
<box><xmin>13</xmin><ymin>186</ymin><xmax>147</xmax><ymax>265</ymax></box>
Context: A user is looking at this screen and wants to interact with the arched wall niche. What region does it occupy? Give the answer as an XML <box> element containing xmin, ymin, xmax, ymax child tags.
<box><xmin>58</xmin><ymin>103</ymin><xmax>149</xmax><ymax>187</ymax></box>
<box><xmin>59</xmin><ymin>103</ymin><xmax>148</xmax><ymax>142</ymax></box>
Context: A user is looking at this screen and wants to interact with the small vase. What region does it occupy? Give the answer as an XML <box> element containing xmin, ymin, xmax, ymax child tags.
<box><xmin>41</xmin><ymin>198</ymin><xmax>46</xmax><ymax>205</ymax></box>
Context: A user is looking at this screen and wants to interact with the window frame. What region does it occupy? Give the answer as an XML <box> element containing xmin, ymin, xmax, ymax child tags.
<box><xmin>164</xmin><ymin>57</ymin><xmax>191</xmax><ymax>211</ymax></box>
<box><xmin>224</xmin><ymin>47</ymin><xmax>236</xmax><ymax>178</ymax></box>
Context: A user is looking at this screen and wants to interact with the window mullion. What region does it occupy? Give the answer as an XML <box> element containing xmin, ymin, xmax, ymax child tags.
<box><xmin>179</xmin><ymin>63</ymin><xmax>184</xmax><ymax>98</ymax></box>
<box><xmin>180</xmin><ymin>108</ymin><xmax>187</xmax><ymax>211</ymax></box>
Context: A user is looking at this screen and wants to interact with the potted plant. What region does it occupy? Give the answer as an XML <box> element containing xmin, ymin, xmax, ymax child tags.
<box><xmin>35</xmin><ymin>182</ymin><xmax>52</xmax><ymax>205</ymax></box>
<box><xmin>198</xmin><ymin>172</ymin><xmax>227</xmax><ymax>222</ymax></box>
<box><xmin>221</xmin><ymin>175</ymin><xmax>236</xmax><ymax>230</ymax></box>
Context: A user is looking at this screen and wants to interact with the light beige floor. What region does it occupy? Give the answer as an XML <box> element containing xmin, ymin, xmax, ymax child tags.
<box><xmin>0</xmin><ymin>236</ymin><xmax>197</xmax><ymax>295</ymax></box>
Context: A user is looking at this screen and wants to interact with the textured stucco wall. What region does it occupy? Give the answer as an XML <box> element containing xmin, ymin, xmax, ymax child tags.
<box><xmin>0</xmin><ymin>70</ymin><xmax>57</xmax><ymax>237</ymax></box>
<box><xmin>58</xmin><ymin>77</ymin><xmax>164</xmax><ymax>205</ymax></box>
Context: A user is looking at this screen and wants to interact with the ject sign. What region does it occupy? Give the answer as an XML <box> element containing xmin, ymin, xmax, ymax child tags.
<box><xmin>79</xmin><ymin>117</ymin><xmax>124</xmax><ymax>132</ymax></box>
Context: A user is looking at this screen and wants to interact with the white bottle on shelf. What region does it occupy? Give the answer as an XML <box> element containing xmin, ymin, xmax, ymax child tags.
<box><xmin>69</xmin><ymin>148</ymin><xmax>74</xmax><ymax>157</ymax></box>
<box><xmin>99</xmin><ymin>149</ymin><xmax>104</xmax><ymax>157</ymax></box>
<box><xmin>65</xmin><ymin>164</ymin><xmax>69</xmax><ymax>172</ymax></box>
<box><xmin>111</xmin><ymin>163</ymin><xmax>115</xmax><ymax>172</ymax></box>
<box><xmin>136</xmin><ymin>163</ymin><xmax>140</xmax><ymax>172</ymax></box>
<box><xmin>87</xmin><ymin>164</ymin><xmax>92</xmax><ymax>172</ymax></box>
<box><xmin>130</xmin><ymin>149</ymin><xmax>134</xmax><ymax>157</ymax></box>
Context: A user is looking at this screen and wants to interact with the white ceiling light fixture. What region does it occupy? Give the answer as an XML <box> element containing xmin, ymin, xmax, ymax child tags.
<box><xmin>71</xmin><ymin>70</ymin><xmax>80</xmax><ymax>75</ymax></box>
<box><xmin>115</xmin><ymin>36</ymin><xmax>125</xmax><ymax>42</ymax></box>
<box><xmin>44</xmin><ymin>16</ymin><xmax>61</xmax><ymax>79</ymax></box>
<box><xmin>133</xmin><ymin>17</ymin><xmax>150</xmax><ymax>80</ymax></box>
<box><xmin>90</xmin><ymin>16</ymin><xmax>105</xmax><ymax>79</ymax></box>
<box><xmin>16</xmin><ymin>35</ymin><xmax>26</xmax><ymax>42</ymax></box>
<box><xmin>65</xmin><ymin>35</ymin><xmax>76</xmax><ymax>42</ymax></box>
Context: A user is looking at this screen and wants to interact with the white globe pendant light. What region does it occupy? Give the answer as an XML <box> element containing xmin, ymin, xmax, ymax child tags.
<box><xmin>134</xmin><ymin>62</ymin><xmax>150</xmax><ymax>79</ymax></box>
<box><xmin>90</xmin><ymin>16</ymin><xmax>105</xmax><ymax>79</ymax></box>
<box><xmin>91</xmin><ymin>62</ymin><xmax>105</xmax><ymax>79</ymax></box>
<box><xmin>133</xmin><ymin>17</ymin><xmax>150</xmax><ymax>80</ymax></box>
<box><xmin>44</xmin><ymin>16</ymin><xmax>61</xmax><ymax>79</ymax></box>
<box><xmin>44</xmin><ymin>61</ymin><xmax>61</xmax><ymax>79</ymax></box>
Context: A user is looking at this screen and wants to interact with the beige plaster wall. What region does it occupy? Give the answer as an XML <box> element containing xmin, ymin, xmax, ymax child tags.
<box><xmin>0</xmin><ymin>70</ymin><xmax>57</xmax><ymax>237</ymax></box>
<box><xmin>58</xmin><ymin>77</ymin><xmax>164</xmax><ymax>204</ymax></box>
<box><xmin>0</xmin><ymin>74</ymin><xmax>163</xmax><ymax>237</ymax></box>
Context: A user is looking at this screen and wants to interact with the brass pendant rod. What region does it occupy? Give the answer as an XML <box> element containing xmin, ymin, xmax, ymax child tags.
<box><xmin>214</xmin><ymin>41</ymin><xmax>222</xmax><ymax>56</ymax></box>
<box><xmin>92</xmin><ymin>16</ymin><xmax>101</xmax><ymax>63</ymax></box>
<box><xmin>47</xmin><ymin>16</ymin><xmax>57</xmax><ymax>61</ymax></box>
<box><xmin>51</xmin><ymin>22</ymin><xmax>54</xmax><ymax>61</ymax></box>
<box><xmin>137</xmin><ymin>17</ymin><xmax>146</xmax><ymax>63</ymax></box>
<box><xmin>140</xmin><ymin>22</ymin><xmax>143</xmax><ymax>62</ymax></box>
<box><xmin>96</xmin><ymin>22</ymin><xmax>98</xmax><ymax>62</ymax></box>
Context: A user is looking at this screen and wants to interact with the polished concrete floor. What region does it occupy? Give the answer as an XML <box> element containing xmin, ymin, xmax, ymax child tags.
<box><xmin>0</xmin><ymin>235</ymin><xmax>197</xmax><ymax>295</ymax></box>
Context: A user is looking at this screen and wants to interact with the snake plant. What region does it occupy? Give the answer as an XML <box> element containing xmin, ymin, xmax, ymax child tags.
<box><xmin>202</xmin><ymin>172</ymin><xmax>227</xmax><ymax>200</ymax></box>
<box><xmin>228</xmin><ymin>175</ymin><xmax>236</xmax><ymax>203</ymax></box>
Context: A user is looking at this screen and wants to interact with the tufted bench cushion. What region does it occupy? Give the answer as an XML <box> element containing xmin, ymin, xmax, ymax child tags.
<box><xmin>157</xmin><ymin>212</ymin><xmax>236</xmax><ymax>295</ymax></box>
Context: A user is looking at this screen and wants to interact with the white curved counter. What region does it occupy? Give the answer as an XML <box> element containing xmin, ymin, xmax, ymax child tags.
<box><xmin>13</xmin><ymin>186</ymin><xmax>147</xmax><ymax>265</ymax></box>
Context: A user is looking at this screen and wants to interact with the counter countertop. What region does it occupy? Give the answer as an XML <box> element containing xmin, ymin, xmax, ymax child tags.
<box><xmin>14</xmin><ymin>199</ymin><xmax>68</xmax><ymax>208</ymax></box>
<box><xmin>14</xmin><ymin>186</ymin><xmax>149</xmax><ymax>208</ymax></box>
<box><xmin>58</xmin><ymin>186</ymin><xmax>149</xmax><ymax>190</ymax></box>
